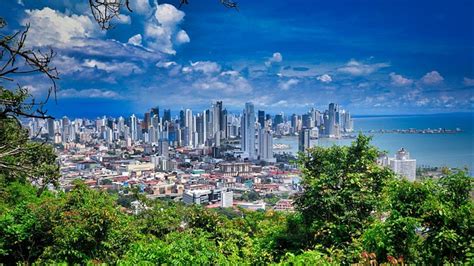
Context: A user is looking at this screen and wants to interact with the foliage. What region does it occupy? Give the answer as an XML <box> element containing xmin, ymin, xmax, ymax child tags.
<box><xmin>361</xmin><ymin>171</ymin><xmax>473</xmax><ymax>264</ymax></box>
<box><xmin>0</xmin><ymin>133</ymin><xmax>472</xmax><ymax>264</ymax></box>
<box><xmin>0</xmin><ymin>94</ymin><xmax>60</xmax><ymax>196</ymax></box>
<box><xmin>0</xmin><ymin>181</ymin><xmax>138</xmax><ymax>264</ymax></box>
<box><xmin>294</xmin><ymin>135</ymin><xmax>395</xmax><ymax>253</ymax></box>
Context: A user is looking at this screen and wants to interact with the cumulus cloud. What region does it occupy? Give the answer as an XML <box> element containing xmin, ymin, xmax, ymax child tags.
<box><xmin>57</xmin><ymin>88</ymin><xmax>122</xmax><ymax>99</ymax></box>
<box><xmin>338</xmin><ymin>59</ymin><xmax>389</xmax><ymax>76</ymax></box>
<box><xmin>128</xmin><ymin>34</ymin><xmax>143</xmax><ymax>46</ymax></box>
<box><xmin>279</xmin><ymin>79</ymin><xmax>299</xmax><ymax>90</ymax></box>
<box><xmin>142</xmin><ymin>3</ymin><xmax>189</xmax><ymax>54</ymax></box>
<box><xmin>265</xmin><ymin>52</ymin><xmax>283</xmax><ymax>67</ymax></box>
<box><xmin>463</xmin><ymin>77</ymin><xmax>474</xmax><ymax>86</ymax></box>
<box><xmin>389</xmin><ymin>72</ymin><xmax>413</xmax><ymax>86</ymax></box>
<box><xmin>175</xmin><ymin>30</ymin><xmax>190</xmax><ymax>44</ymax></box>
<box><xmin>116</xmin><ymin>14</ymin><xmax>131</xmax><ymax>24</ymax></box>
<box><xmin>23</xmin><ymin>7</ymin><xmax>102</xmax><ymax>47</ymax></box>
<box><xmin>129</xmin><ymin>0</ymin><xmax>152</xmax><ymax>15</ymax></box>
<box><xmin>317</xmin><ymin>74</ymin><xmax>332</xmax><ymax>83</ymax></box>
<box><xmin>421</xmin><ymin>71</ymin><xmax>444</xmax><ymax>84</ymax></box>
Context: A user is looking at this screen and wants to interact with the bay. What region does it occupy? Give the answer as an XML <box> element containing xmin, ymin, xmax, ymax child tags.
<box><xmin>274</xmin><ymin>112</ymin><xmax>474</xmax><ymax>173</ymax></box>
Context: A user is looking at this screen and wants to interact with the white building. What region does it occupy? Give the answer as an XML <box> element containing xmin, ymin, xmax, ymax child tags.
<box><xmin>241</xmin><ymin>102</ymin><xmax>256</xmax><ymax>159</ymax></box>
<box><xmin>221</xmin><ymin>191</ymin><xmax>233</xmax><ymax>208</ymax></box>
<box><xmin>388</xmin><ymin>148</ymin><xmax>417</xmax><ymax>181</ymax></box>
<box><xmin>258</xmin><ymin>128</ymin><xmax>275</xmax><ymax>163</ymax></box>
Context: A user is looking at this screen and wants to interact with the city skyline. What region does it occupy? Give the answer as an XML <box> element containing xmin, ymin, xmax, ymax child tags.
<box><xmin>1</xmin><ymin>0</ymin><xmax>473</xmax><ymax>118</ymax></box>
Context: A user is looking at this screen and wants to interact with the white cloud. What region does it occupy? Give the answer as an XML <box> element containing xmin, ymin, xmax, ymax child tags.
<box><xmin>183</xmin><ymin>61</ymin><xmax>221</xmax><ymax>75</ymax></box>
<box><xmin>23</xmin><ymin>7</ymin><xmax>102</xmax><ymax>47</ymax></box>
<box><xmin>129</xmin><ymin>0</ymin><xmax>152</xmax><ymax>15</ymax></box>
<box><xmin>421</xmin><ymin>71</ymin><xmax>444</xmax><ymax>84</ymax></box>
<box><xmin>389</xmin><ymin>72</ymin><xmax>413</xmax><ymax>86</ymax></box>
<box><xmin>117</xmin><ymin>14</ymin><xmax>131</xmax><ymax>24</ymax></box>
<box><xmin>317</xmin><ymin>74</ymin><xmax>332</xmax><ymax>83</ymax></box>
<box><xmin>192</xmin><ymin>75</ymin><xmax>252</xmax><ymax>95</ymax></box>
<box><xmin>175</xmin><ymin>30</ymin><xmax>190</xmax><ymax>44</ymax></box>
<box><xmin>82</xmin><ymin>59</ymin><xmax>143</xmax><ymax>75</ymax></box>
<box><xmin>143</xmin><ymin>3</ymin><xmax>189</xmax><ymax>54</ymax></box>
<box><xmin>337</xmin><ymin>59</ymin><xmax>390</xmax><ymax>76</ymax></box>
<box><xmin>156</xmin><ymin>61</ymin><xmax>178</xmax><ymax>68</ymax></box>
<box><xmin>57</xmin><ymin>88</ymin><xmax>122</xmax><ymax>99</ymax></box>
<box><xmin>265</xmin><ymin>52</ymin><xmax>283</xmax><ymax>67</ymax></box>
<box><xmin>279</xmin><ymin>79</ymin><xmax>299</xmax><ymax>90</ymax></box>
<box><xmin>463</xmin><ymin>77</ymin><xmax>474</xmax><ymax>86</ymax></box>
<box><xmin>127</xmin><ymin>34</ymin><xmax>143</xmax><ymax>46</ymax></box>
<box><xmin>155</xmin><ymin>3</ymin><xmax>185</xmax><ymax>25</ymax></box>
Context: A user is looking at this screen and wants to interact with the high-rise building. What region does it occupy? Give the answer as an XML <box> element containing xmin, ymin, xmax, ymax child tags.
<box><xmin>185</xmin><ymin>109</ymin><xmax>193</xmax><ymax>146</ymax></box>
<box><xmin>47</xmin><ymin>118</ymin><xmax>55</xmax><ymax>139</ymax></box>
<box><xmin>163</xmin><ymin>109</ymin><xmax>171</xmax><ymax>123</ymax></box>
<box><xmin>302</xmin><ymin>114</ymin><xmax>313</xmax><ymax>129</ymax></box>
<box><xmin>298</xmin><ymin>128</ymin><xmax>311</xmax><ymax>152</ymax></box>
<box><xmin>143</xmin><ymin>112</ymin><xmax>151</xmax><ymax>132</ymax></box>
<box><xmin>158</xmin><ymin>139</ymin><xmax>169</xmax><ymax>158</ymax></box>
<box><xmin>241</xmin><ymin>102</ymin><xmax>256</xmax><ymax>159</ymax></box>
<box><xmin>179</xmin><ymin>109</ymin><xmax>185</xmax><ymax>128</ymax></box>
<box><xmin>327</xmin><ymin>103</ymin><xmax>338</xmax><ymax>137</ymax></box>
<box><xmin>151</xmin><ymin>107</ymin><xmax>159</xmax><ymax>119</ymax></box>
<box><xmin>196</xmin><ymin>113</ymin><xmax>206</xmax><ymax>146</ymax></box>
<box><xmin>274</xmin><ymin>113</ymin><xmax>284</xmax><ymax>128</ymax></box>
<box><xmin>130</xmin><ymin>114</ymin><xmax>138</xmax><ymax>141</ymax></box>
<box><xmin>258</xmin><ymin>110</ymin><xmax>265</xmax><ymax>129</ymax></box>
<box><xmin>258</xmin><ymin>128</ymin><xmax>275</xmax><ymax>162</ymax></box>
<box><xmin>212</xmin><ymin>101</ymin><xmax>223</xmax><ymax>137</ymax></box>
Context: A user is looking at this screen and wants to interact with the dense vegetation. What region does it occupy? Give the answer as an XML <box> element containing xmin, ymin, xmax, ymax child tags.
<box><xmin>0</xmin><ymin>131</ymin><xmax>472</xmax><ymax>264</ymax></box>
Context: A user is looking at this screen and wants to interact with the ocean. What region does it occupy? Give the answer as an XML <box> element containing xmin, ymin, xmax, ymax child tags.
<box><xmin>274</xmin><ymin>112</ymin><xmax>474</xmax><ymax>173</ymax></box>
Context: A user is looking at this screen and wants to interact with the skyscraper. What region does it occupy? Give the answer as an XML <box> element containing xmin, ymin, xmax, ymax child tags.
<box><xmin>212</xmin><ymin>101</ymin><xmax>222</xmax><ymax>136</ymax></box>
<box><xmin>47</xmin><ymin>118</ymin><xmax>55</xmax><ymax>139</ymax></box>
<box><xmin>179</xmin><ymin>109</ymin><xmax>185</xmax><ymax>128</ymax></box>
<box><xmin>274</xmin><ymin>113</ymin><xmax>284</xmax><ymax>128</ymax></box>
<box><xmin>143</xmin><ymin>112</ymin><xmax>151</xmax><ymax>132</ymax></box>
<box><xmin>130</xmin><ymin>114</ymin><xmax>138</xmax><ymax>141</ymax></box>
<box><xmin>151</xmin><ymin>107</ymin><xmax>159</xmax><ymax>119</ymax></box>
<box><xmin>185</xmin><ymin>109</ymin><xmax>193</xmax><ymax>146</ymax></box>
<box><xmin>258</xmin><ymin>110</ymin><xmax>265</xmax><ymax>129</ymax></box>
<box><xmin>327</xmin><ymin>103</ymin><xmax>338</xmax><ymax>137</ymax></box>
<box><xmin>163</xmin><ymin>109</ymin><xmax>171</xmax><ymax>123</ymax></box>
<box><xmin>258</xmin><ymin>128</ymin><xmax>275</xmax><ymax>162</ymax></box>
<box><xmin>241</xmin><ymin>102</ymin><xmax>256</xmax><ymax>159</ymax></box>
<box><xmin>298</xmin><ymin>128</ymin><xmax>311</xmax><ymax>152</ymax></box>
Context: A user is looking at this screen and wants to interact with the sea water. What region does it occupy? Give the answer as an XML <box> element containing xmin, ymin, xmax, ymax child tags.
<box><xmin>274</xmin><ymin>112</ymin><xmax>474</xmax><ymax>172</ymax></box>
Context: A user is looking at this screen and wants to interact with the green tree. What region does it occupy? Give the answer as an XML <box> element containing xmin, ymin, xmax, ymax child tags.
<box><xmin>361</xmin><ymin>171</ymin><xmax>473</xmax><ymax>264</ymax></box>
<box><xmin>294</xmin><ymin>135</ymin><xmax>395</xmax><ymax>256</ymax></box>
<box><xmin>0</xmin><ymin>18</ymin><xmax>60</xmax><ymax>195</ymax></box>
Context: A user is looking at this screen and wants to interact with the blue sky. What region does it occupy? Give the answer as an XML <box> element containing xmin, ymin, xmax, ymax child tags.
<box><xmin>1</xmin><ymin>0</ymin><xmax>473</xmax><ymax>117</ymax></box>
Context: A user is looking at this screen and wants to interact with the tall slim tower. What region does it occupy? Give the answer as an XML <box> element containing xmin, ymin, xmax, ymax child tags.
<box><xmin>185</xmin><ymin>109</ymin><xmax>193</xmax><ymax>146</ymax></box>
<box><xmin>327</xmin><ymin>103</ymin><xmax>338</xmax><ymax>137</ymax></box>
<box><xmin>130</xmin><ymin>114</ymin><xmax>138</xmax><ymax>141</ymax></box>
<box><xmin>298</xmin><ymin>128</ymin><xmax>311</xmax><ymax>152</ymax></box>
<box><xmin>241</xmin><ymin>102</ymin><xmax>256</xmax><ymax>159</ymax></box>
<box><xmin>258</xmin><ymin>128</ymin><xmax>274</xmax><ymax>162</ymax></box>
<box><xmin>258</xmin><ymin>110</ymin><xmax>265</xmax><ymax>129</ymax></box>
